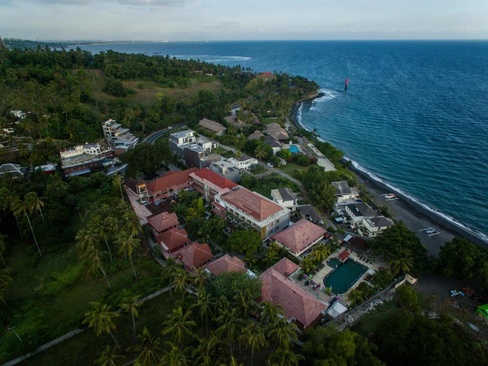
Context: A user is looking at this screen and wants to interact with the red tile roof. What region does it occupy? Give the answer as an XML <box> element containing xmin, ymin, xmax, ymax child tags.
<box><xmin>338</xmin><ymin>250</ymin><xmax>350</xmax><ymax>262</ymax></box>
<box><xmin>176</xmin><ymin>242</ymin><xmax>213</xmax><ymax>271</ymax></box>
<box><xmin>260</xmin><ymin>258</ymin><xmax>327</xmax><ymax>328</ymax></box>
<box><xmin>191</xmin><ymin>168</ymin><xmax>237</xmax><ymax>190</ymax></box>
<box><xmin>146</xmin><ymin>168</ymin><xmax>198</xmax><ymax>196</ymax></box>
<box><xmin>270</xmin><ymin>257</ymin><xmax>300</xmax><ymax>277</ymax></box>
<box><xmin>147</xmin><ymin>212</ymin><xmax>179</xmax><ymax>233</ymax></box>
<box><xmin>206</xmin><ymin>254</ymin><xmax>247</xmax><ymax>276</ymax></box>
<box><xmin>271</xmin><ymin>219</ymin><xmax>326</xmax><ymax>255</ymax></box>
<box><xmin>221</xmin><ymin>187</ymin><xmax>284</xmax><ymax>221</ymax></box>
<box><xmin>156</xmin><ymin>227</ymin><xmax>188</xmax><ymax>252</ymax></box>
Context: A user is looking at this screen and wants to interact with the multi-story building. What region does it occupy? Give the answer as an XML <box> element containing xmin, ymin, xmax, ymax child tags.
<box><xmin>213</xmin><ymin>186</ymin><xmax>290</xmax><ymax>240</ymax></box>
<box><xmin>209</xmin><ymin>160</ymin><xmax>241</xmax><ymax>182</ymax></box>
<box><xmin>59</xmin><ymin>143</ymin><xmax>114</xmax><ymax>177</ymax></box>
<box><xmin>228</xmin><ymin>155</ymin><xmax>258</xmax><ymax>171</ymax></box>
<box><xmin>189</xmin><ymin>168</ymin><xmax>237</xmax><ymax>202</ymax></box>
<box><xmin>271</xmin><ymin>187</ymin><xmax>298</xmax><ymax>211</ymax></box>
<box><xmin>102</xmin><ymin>119</ymin><xmax>139</xmax><ymax>152</ymax></box>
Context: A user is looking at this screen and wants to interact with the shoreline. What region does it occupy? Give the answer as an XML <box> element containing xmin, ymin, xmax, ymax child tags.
<box><xmin>289</xmin><ymin>97</ymin><xmax>488</xmax><ymax>256</ymax></box>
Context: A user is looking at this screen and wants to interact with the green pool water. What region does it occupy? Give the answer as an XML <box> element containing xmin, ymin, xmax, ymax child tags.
<box><xmin>324</xmin><ymin>259</ymin><xmax>367</xmax><ymax>294</ymax></box>
<box><xmin>327</xmin><ymin>257</ymin><xmax>342</xmax><ymax>269</ymax></box>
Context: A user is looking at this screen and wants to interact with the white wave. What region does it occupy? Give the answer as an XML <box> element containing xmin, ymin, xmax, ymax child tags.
<box><xmin>345</xmin><ymin>157</ymin><xmax>488</xmax><ymax>244</ymax></box>
<box><xmin>170</xmin><ymin>54</ymin><xmax>250</xmax><ymax>62</ymax></box>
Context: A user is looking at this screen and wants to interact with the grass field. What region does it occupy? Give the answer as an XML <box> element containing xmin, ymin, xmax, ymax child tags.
<box><xmin>19</xmin><ymin>292</ymin><xmax>175</xmax><ymax>366</ymax></box>
<box><xmin>278</xmin><ymin>162</ymin><xmax>308</xmax><ymax>177</ymax></box>
<box><xmin>1</xmin><ymin>239</ymin><xmax>163</xmax><ymax>364</ymax></box>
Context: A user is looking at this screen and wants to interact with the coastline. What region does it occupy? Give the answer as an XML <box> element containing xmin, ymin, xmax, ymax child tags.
<box><xmin>289</xmin><ymin>98</ymin><xmax>488</xmax><ymax>256</ymax></box>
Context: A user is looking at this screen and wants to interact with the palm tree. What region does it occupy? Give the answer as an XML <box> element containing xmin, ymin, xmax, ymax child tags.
<box><xmin>0</xmin><ymin>268</ymin><xmax>12</xmax><ymax>306</ymax></box>
<box><xmin>25</xmin><ymin>191</ymin><xmax>44</xmax><ymax>223</ymax></box>
<box><xmin>161</xmin><ymin>341</ymin><xmax>190</xmax><ymax>366</ymax></box>
<box><xmin>75</xmin><ymin>228</ymin><xmax>98</xmax><ymax>252</ymax></box>
<box><xmin>121</xmin><ymin>295</ymin><xmax>141</xmax><ymax>339</ymax></box>
<box><xmin>190</xmin><ymin>267</ymin><xmax>207</xmax><ymax>292</ymax></box>
<box><xmin>215</xmin><ymin>307</ymin><xmax>244</xmax><ymax>356</ymax></box>
<box><xmin>300</xmin><ymin>257</ymin><xmax>314</xmax><ymax>274</ymax></box>
<box><xmin>11</xmin><ymin>196</ymin><xmax>42</xmax><ymax>257</ymax></box>
<box><xmin>112</xmin><ymin>175</ymin><xmax>124</xmax><ymax>201</ymax></box>
<box><xmin>234</xmin><ymin>287</ymin><xmax>257</xmax><ymax>317</ymax></box>
<box><xmin>389</xmin><ymin>247</ymin><xmax>414</xmax><ymax>276</ymax></box>
<box><xmin>0</xmin><ymin>188</ymin><xmax>22</xmax><ymax>238</ymax></box>
<box><xmin>115</xmin><ymin>233</ymin><xmax>140</xmax><ymax>279</ymax></box>
<box><xmin>347</xmin><ymin>288</ymin><xmax>364</xmax><ymax>306</ymax></box>
<box><xmin>239</xmin><ymin>321</ymin><xmax>268</xmax><ymax>366</ymax></box>
<box><xmin>310</xmin><ymin>244</ymin><xmax>330</xmax><ymax>264</ymax></box>
<box><xmin>94</xmin><ymin>345</ymin><xmax>125</xmax><ymax>366</ymax></box>
<box><xmin>267</xmin><ymin>317</ymin><xmax>298</xmax><ymax>350</ymax></box>
<box><xmin>131</xmin><ymin>327</ymin><xmax>162</xmax><ymax>366</ymax></box>
<box><xmin>173</xmin><ymin>270</ymin><xmax>190</xmax><ymax>298</ymax></box>
<box><xmin>161</xmin><ymin>258</ymin><xmax>184</xmax><ymax>299</ymax></box>
<box><xmin>82</xmin><ymin>302</ymin><xmax>119</xmax><ymax>345</ymax></box>
<box><xmin>254</xmin><ymin>144</ymin><xmax>268</xmax><ymax>162</ymax></box>
<box><xmin>190</xmin><ymin>289</ymin><xmax>215</xmax><ymax>336</ymax></box>
<box><xmin>268</xmin><ymin>347</ymin><xmax>305</xmax><ymax>366</ymax></box>
<box><xmin>118</xmin><ymin>201</ymin><xmax>141</xmax><ymax>237</ymax></box>
<box><xmin>260</xmin><ymin>301</ymin><xmax>283</xmax><ymax>328</ymax></box>
<box><xmin>0</xmin><ymin>234</ymin><xmax>8</xmax><ymax>270</ymax></box>
<box><xmin>88</xmin><ymin>219</ymin><xmax>114</xmax><ymax>264</ymax></box>
<box><xmin>162</xmin><ymin>306</ymin><xmax>196</xmax><ymax>347</ymax></box>
<box><xmin>82</xmin><ymin>245</ymin><xmax>112</xmax><ymax>290</ymax></box>
<box><xmin>193</xmin><ymin>335</ymin><xmax>223</xmax><ymax>366</ymax></box>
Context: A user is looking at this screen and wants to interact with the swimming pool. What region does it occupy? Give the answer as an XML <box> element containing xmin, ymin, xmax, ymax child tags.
<box><xmin>289</xmin><ymin>145</ymin><xmax>300</xmax><ymax>154</ymax></box>
<box><xmin>327</xmin><ymin>257</ymin><xmax>342</xmax><ymax>269</ymax></box>
<box><xmin>323</xmin><ymin>259</ymin><xmax>367</xmax><ymax>294</ymax></box>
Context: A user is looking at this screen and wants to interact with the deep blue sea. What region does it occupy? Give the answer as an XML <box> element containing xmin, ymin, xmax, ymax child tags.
<box><xmin>74</xmin><ymin>41</ymin><xmax>488</xmax><ymax>242</ymax></box>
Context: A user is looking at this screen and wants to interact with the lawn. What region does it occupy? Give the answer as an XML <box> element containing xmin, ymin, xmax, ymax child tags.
<box><xmin>278</xmin><ymin>162</ymin><xmax>308</xmax><ymax>177</ymax></box>
<box><xmin>351</xmin><ymin>301</ymin><xmax>399</xmax><ymax>336</ymax></box>
<box><xmin>19</xmin><ymin>292</ymin><xmax>175</xmax><ymax>366</ymax></box>
<box><xmin>123</xmin><ymin>79</ymin><xmax>223</xmax><ymax>108</ymax></box>
<box><xmin>0</xmin><ymin>239</ymin><xmax>164</xmax><ymax>364</ymax></box>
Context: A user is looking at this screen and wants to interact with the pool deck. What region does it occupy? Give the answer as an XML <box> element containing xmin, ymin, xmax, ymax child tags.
<box><xmin>308</xmin><ymin>247</ymin><xmax>382</xmax><ymax>304</ymax></box>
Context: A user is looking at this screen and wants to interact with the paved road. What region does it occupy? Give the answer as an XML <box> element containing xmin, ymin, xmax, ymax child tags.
<box><xmin>143</xmin><ymin>123</ymin><xmax>186</xmax><ymax>144</ymax></box>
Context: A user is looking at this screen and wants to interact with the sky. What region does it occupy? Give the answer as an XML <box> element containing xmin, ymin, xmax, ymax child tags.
<box><xmin>1</xmin><ymin>0</ymin><xmax>488</xmax><ymax>41</ymax></box>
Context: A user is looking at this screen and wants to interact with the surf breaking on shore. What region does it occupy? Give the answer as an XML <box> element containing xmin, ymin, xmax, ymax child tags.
<box><xmin>291</xmin><ymin>97</ymin><xmax>488</xmax><ymax>248</ymax></box>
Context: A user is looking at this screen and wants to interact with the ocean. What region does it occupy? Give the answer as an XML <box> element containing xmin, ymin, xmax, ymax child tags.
<box><xmin>74</xmin><ymin>41</ymin><xmax>488</xmax><ymax>242</ymax></box>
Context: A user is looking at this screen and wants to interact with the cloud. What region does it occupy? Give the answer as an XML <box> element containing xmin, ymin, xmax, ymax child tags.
<box><xmin>9</xmin><ymin>0</ymin><xmax>195</xmax><ymax>5</ymax></box>
<box><xmin>118</xmin><ymin>0</ymin><xmax>196</xmax><ymax>5</ymax></box>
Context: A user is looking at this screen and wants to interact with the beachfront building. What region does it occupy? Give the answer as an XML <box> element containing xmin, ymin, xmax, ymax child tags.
<box><xmin>59</xmin><ymin>143</ymin><xmax>114</xmax><ymax>177</ymax></box>
<box><xmin>359</xmin><ymin>216</ymin><xmax>394</xmax><ymax>238</ymax></box>
<box><xmin>260</xmin><ymin>258</ymin><xmax>328</xmax><ymax>329</ymax></box>
<box><xmin>247</xmin><ymin>130</ymin><xmax>265</xmax><ymax>141</ymax></box>
<box><xmin>331</xmin><ymin>181</ymin><xmax>360</xmax><ymax>205</ymax></box>
<box><xmin>102</xmin><ymin>119</ymin><xmax>139</xmax><ymax>152</ymax></box>
<box><xmin>198</xmin><ymin>118</ymin><xmax>227</xmax><ymax>135</ymax></box>
<box><xmin>344</xmin><ymin>202</ymin><xmax>376</xmax><ymax>229</ymax></box>
<box><xmin>265</xmin><ymin>135</ymin><xmax>282</xmax><ymax>155</ymax></box>
<box><xmin>189</xmin><ymin>168</ymin><xmax>238</xmax><ymax>202</ymax></box>
<box><xmin>271</xmin><ymin>219</ymin><xmax>327</xmax><ymax>257</ymax></box>
<box><xmin>271</xmin><ymin>187</ymin><xmax>298</xmax><ymax>211</ymax></box>
<box><xmin>212</xmin><ymin>186</ymin><xmax>290</xmax><ymax>240</ymax></box>
<box><xmin>266</xmin><ymin>122</ymin><xmax>289</xmax><ymax>142</ymax></box>
<box><xmin>228</xmin><ymin>155</ymin><xmax>258</xmax><ymax>171</ymax></box>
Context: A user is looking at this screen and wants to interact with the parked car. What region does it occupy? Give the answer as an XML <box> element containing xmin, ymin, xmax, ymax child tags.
<box><xmin>266</xmin><ymin>162</ymin><xmax>274</xmax><ymax>168</ymax></box>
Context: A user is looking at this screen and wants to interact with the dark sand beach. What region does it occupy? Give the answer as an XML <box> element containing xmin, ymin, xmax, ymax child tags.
<box><xmin>289</xmin><ymin>99</ymin><xmax>488</xmax><ymax>257</ymax></box>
